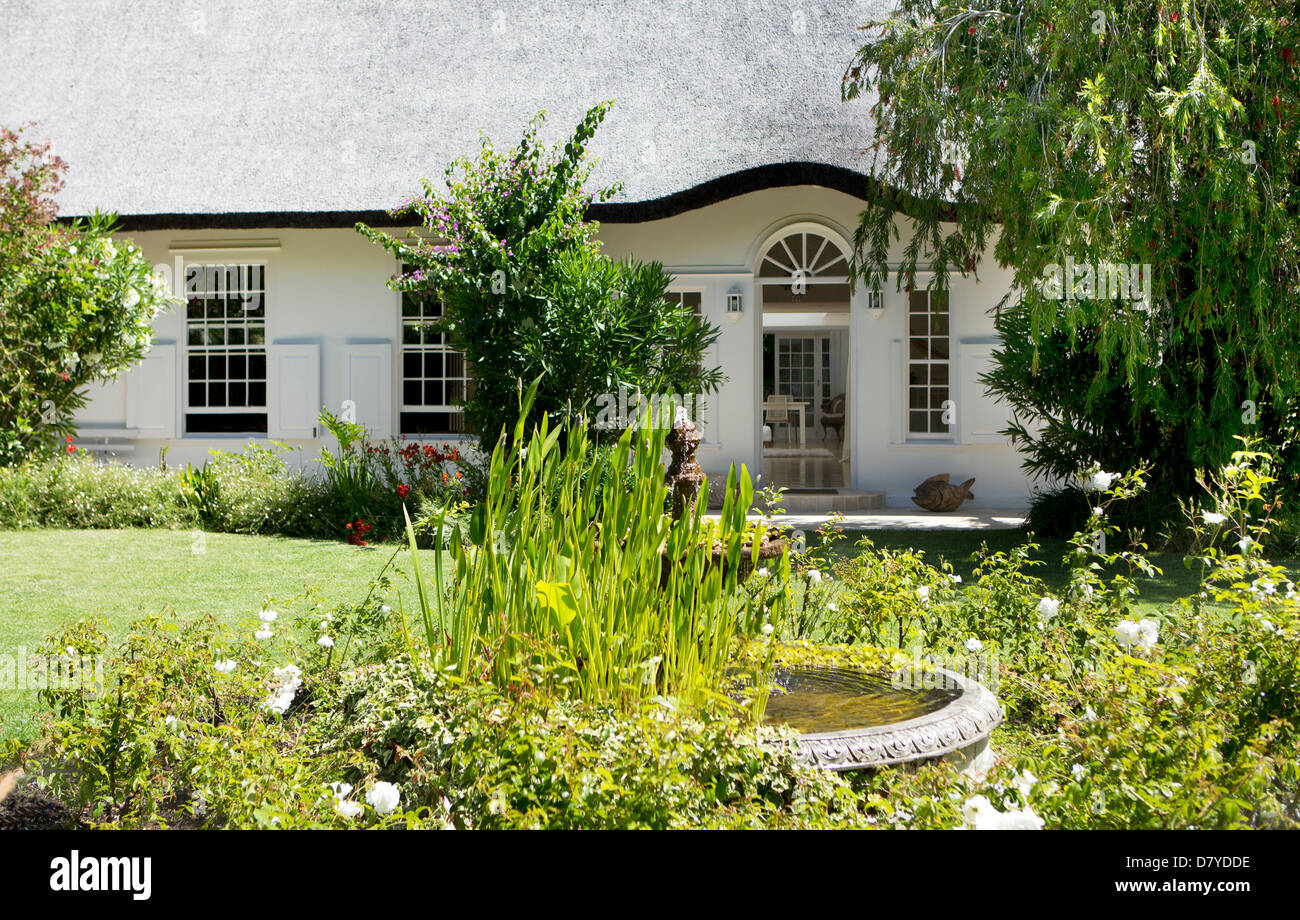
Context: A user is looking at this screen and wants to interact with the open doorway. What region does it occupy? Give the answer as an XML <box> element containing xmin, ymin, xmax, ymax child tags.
<box><xmin>757</xmin><ymin>226</ymin><xmax>850</xmax><ymax>492</ymax></box>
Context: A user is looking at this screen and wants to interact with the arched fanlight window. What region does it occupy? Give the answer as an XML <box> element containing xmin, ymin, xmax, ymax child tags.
<box><xmin>758</xmin><ymin>229</ymin><xmax>850</xmax><ymax>280</ymax></box>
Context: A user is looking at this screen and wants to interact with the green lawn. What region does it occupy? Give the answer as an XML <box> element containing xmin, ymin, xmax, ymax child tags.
<box><xmin>813</xmin><ymin>528</ymin><xmax>1300</xmax><ymax>619</ymax></box>
<box><xmin>0</xmin><ymin>529</ymin><xmax>423</xmax><ymax>741</ymax></box>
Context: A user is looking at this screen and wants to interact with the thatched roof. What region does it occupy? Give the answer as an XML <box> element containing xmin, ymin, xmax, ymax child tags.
<box><xmin>0</xmin><ymin>0</ymin><xmax>891</xmax><ymax>225</ymax></box>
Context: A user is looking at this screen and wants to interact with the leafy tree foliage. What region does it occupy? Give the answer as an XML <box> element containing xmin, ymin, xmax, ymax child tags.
<box><xmin>843</xmin><ymin>2</ymin><xmax>1300</xmax><ymax>502</ymax></box>
<box><xmin>1</xmin><ymin>125</ymin><xmax>176</xmax><ymax>464</ymax></box>
<box><xmin>358</xmin><ymin>103</ymin><xmax>723</xmax><ymax>447</ymax></box>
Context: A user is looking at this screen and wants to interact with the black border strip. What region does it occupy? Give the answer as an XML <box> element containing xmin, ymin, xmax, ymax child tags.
<box><xmin>74</xmin><ymin>162</ymin><xmax>950</xmax><ymax>232</ymax></box>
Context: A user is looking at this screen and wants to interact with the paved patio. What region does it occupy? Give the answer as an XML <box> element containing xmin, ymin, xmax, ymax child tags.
<box><xmin>738</xmin><ymin>508</ymin><xmax>1028</xmax><ymax>531</ymax></box>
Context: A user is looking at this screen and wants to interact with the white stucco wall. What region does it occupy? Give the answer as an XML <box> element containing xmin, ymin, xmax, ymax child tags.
<box><xmin>86</xmin><ymin>184</ymin><xmax>1035</xmax><ymax>507</ymax></box>
<box><xmin>598</xmin><ymin>185</ymin><xmax>1031</xmax><ymax>507</ymax></box>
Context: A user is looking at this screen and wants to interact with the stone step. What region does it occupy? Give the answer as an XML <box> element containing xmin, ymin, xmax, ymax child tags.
<box><xmin>766</xmin><ymin>489</ymin><xmax>887</xmax><ymax>513</ymax></box>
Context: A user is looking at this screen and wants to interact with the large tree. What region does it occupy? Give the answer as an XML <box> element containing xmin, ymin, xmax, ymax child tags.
<box><xmin>1</xmin><ymin>125</ymin><xmax>176</xmax><ymax>464</ymax></box>
<box><xmin>843</xmin><ymin>2</ymin><xmax>1300</xmax><ymax>501</ymax></box>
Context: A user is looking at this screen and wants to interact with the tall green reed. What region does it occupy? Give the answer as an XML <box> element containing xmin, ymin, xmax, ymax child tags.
<box><xmin>402</xmin><ymin>380</ymin><xmax>787</xmax><ymax>712</ymax></box>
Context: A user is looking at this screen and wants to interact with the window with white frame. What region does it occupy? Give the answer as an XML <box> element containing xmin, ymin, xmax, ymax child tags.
<box><xmin>184</xmin><ymin>263</ymin><xmax>267</xmax><ymax>434</ymax></box>
<box><xmin>664</xmin><ymin>290</ymin><xmax>706</xmax><ymax>426</ymax></box>
<box><xmin>400</xmin><ymin>268</ymin><xmax>471</xmax><ymax>435</ymax></box>
<box><xmin>907</xmin><ymin>289</ymin><xmax>951</xmax><ymax>436</ymax></box>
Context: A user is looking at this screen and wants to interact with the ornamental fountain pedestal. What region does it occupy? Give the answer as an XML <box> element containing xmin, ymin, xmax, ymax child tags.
<box><xmin>664</xmin><ymin>410</ymin><xmax>784</xmax><ymax>581</ymax></box>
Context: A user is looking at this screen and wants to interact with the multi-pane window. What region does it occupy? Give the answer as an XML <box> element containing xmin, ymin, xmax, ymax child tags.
<box><xmin>664</xmin><ymin>290</ymin><xmax>705</xmax><ymax>423</ymax></box>
<box><xmin>665</xmin><ymin>290</ymin><xmax>702</xmax><ymax>315</ymax></box>
<box><xmin>185</xmin><ymin>264</ymin><xmax>267</xmax><ymax>434</ymax></box>
<box><xmin>400</xmin><ymin>270</ymin><xmax>471</xmax><ymax>435</ymax></box>
<box><xmin>777</xmin><ymin>337</ymin><xmax>817</xmax><ymax>404</ymax></box>
<box><xmin>907</xmin><ymin>289</ymin><xmax>951</xmax><ymax>436</ymax></box>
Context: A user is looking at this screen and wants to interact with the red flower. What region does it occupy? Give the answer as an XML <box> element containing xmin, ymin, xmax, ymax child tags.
<box><xmin>65</xmin><ymin>443</ymin><xmax>76</xmax><ymax>454</ymax></box>
<box><xmin>346</xmin><ymin>519</ymin><xmax>370</xmax><ymax>545</ymax></box>
<box><xmin>58</xmin><ymin>371</ymin><xmax>69</xmax><ymax>381</ymax></box>
<box><xmin>968</xmin><ymin>25</ymin><xmax>976</xmax><ymax>34</ymax></box>
<box><xmin>397</xmin><ymin>483</ymin><xmax>411</xmax><ymax>498</ymax></box>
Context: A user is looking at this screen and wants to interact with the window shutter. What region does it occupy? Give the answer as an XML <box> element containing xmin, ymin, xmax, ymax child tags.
<box><xmin>268</xmin><ymin>344</ymin><xmax>320</xmax><ymax>439</ymax></box>
<box><xmin>958</xmin><ymin>343</ymin><xmax>1009</xmax><ymax>444</ymax></box>
<box><xmin>888</xmin><ymin>339</ymin><xmax>904</xmax><ymax>444</ymax></box>
<box><xmin>125</xmin><ymin>343</ymin><xmax>177</xmax><ymax>438</ymax></box>
<box><xmin>343</xmin><ymin>343</ymin><xmax>392</xmax><ymax>439</ymax></box>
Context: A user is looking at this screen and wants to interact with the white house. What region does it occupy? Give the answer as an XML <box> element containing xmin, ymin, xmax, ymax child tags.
<box><xmin>1</xmin><ymin>0</ymin><xmax>1034</xmax><ymax>509</ymax></box>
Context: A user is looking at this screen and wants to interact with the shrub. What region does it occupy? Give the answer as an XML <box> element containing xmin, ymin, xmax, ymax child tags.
<box><xmin>28</xmin><ymin>613</ymin><xmax>360</xmax><ymax>829</ymax></box>
<box><xmin>316</xmin><ymin>408</ymin><xmax>473</xmax><ymax>542</ymax></box>
<box><xmin>0</xmin><ymin>450</ymin><xmax>194</xmax><ymax>529</ymax></box>
<box><xmin>314</xmin><ymin>653</ymin><xmax>867</xmax><ymax>830</ymax></box>
<box><xmin>358</xmin><ymin>103</ymin><xmax>723</xmax><ymax>446</ymax></box>
<box><xmin>202</xmin><ymin>444</ymin><xmax>335</xmax><ymax>537</ymax></box>
<box><xmin>1024</xmin><ymin>485</ymin><xmax>1091</xmax><ymax>539</ymax></box>
<box><xmin>1</xmin><ymin>126</ymin><xmax>179</xmax><ymax>464</ymax></box>
<box><xmin>0</xmin><ymin>436</ymin><xmax>467</xmax><ymax>542</ymax></box>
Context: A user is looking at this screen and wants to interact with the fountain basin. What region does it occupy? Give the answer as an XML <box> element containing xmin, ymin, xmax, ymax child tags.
<box><xmin>763</xmin><ymin>664</ymin><xmax>1001</xmax><ymax>773</ymax></box>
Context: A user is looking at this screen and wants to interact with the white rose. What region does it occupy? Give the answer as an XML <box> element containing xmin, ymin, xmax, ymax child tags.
<box><xmin>317</xmin><ymin>635</ymin><xmax>335</xmax><ymax>648</ymax></box>
<box><xmin>1114</xmin><ymin>619</ymin><xmax>1140</xmax><ymax>648</ymax></box>
<box><xmin>915</xmin><ymin>585</ymin><xmax>931</xmax><ymax>604</ymax></box>
<box><xmin>367</xmin><ymin>781</ymin><xmax>401</xmax><ymax>815</ymax></box>
<box><xmin>1036</xmin><ymin>597</ymin><xmax>1060</xmax><ymax>620</ymax></box>
<box><xmin>1203</xmin><ymin>511</ymin><xmax>1227</xmax><ymax>525</ymax></box>
<box><xmin>255</xmin><ymin>629</ymin><xmax>274</xmax><ymax>640</ymax></box>
<box><xmin>258</xmin><ymin>608</ymin><xmax>278</xmax><ymax>623</ymax></box>
<box><xmin>961</xmin><ymin>794</ymin><xmax>996</xmax><ymax>828</ymax></box>
<box><xmin>807</xmin><ymin>569</ymin><xmax>822</xmax><ymax>584</ymax></box>
<box><xmin>214</xmin><ymin>659</ymin><xmax>237</xmax><ymax>674</ymax></box>
<box><xmin>1086</xmin><ymin>471</ymin><xmax>1118</xmax><ymax>492</ymax></box>
<box><xmin>965</xmin><ymin>637</ymin><xmax>983</xmax><ymax>653</ymax></box>
<box><xmin>1136</xmin><ymin>618</ymin><xmax>1159</xmax><ymax>649</ymax></box>
<box><xmin>960</xmin><ymin>795</ymin><xmax>1044</xmax><ymax>830</ymax></box>
<box><xmin>998</xmin><ymin>806</ymin><xmax>1046</xmax><ymax>830</ymax></box>
<box><xmin>336</xmin><ymin>799</ymin><xmax>363</xmax><ymax>819</ymax></box>
<box><xmin>263</xmin><ymin>664</ymin><xmax>302</xmax><ymax>714</ymax></box>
